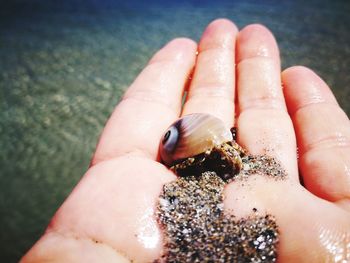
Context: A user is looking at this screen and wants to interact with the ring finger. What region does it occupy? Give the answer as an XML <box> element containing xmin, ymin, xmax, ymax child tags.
<box><xmin>236</xmin><ymin>24</ymin><xmax>298</xmax><ymax>179</ymax></box>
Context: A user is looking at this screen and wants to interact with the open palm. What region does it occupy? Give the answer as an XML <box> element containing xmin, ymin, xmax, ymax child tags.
<box><xmin>22</xmin><ymin>19</ymin><xmax>350</xmax><ymax>262</ymax></box>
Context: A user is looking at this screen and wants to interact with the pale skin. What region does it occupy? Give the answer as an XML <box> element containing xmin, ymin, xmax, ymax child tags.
<box><xmin>21</xmin><ymin>19</ymin><xmax>350</xmax><ymax>262</ymax></box>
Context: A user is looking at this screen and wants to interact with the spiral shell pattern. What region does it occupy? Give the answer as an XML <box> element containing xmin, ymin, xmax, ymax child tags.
<box><xmin>159</xmin><ymin>113</ymin><xmax>233</xmax><ymax>166</ymax></box>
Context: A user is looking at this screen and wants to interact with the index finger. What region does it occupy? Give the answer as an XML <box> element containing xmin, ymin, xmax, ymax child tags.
<box><xmin>92</xmin><ymin>38</ymin><xmax>197</xmax><ymax>165</ymax></box>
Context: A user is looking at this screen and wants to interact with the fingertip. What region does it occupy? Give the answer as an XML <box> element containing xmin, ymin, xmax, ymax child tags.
<box><xmin>282</xmin><ymin>65</ymin><xmax>339</xmax><ymax>116</ymax></box>
<box><xmin>282</xmin><ymin>65</ymin><xmax>317</xmax><ymax>80</ymax></box>
<box><xmin>166</xmin><ymin>37</ymin><xmax>197</xmax><ymax>50</ymax></box>
<box><xmin>239</xmin><ymin>23</ymin><xmax>273</xmax><ymax>37</ymax></box>
<box><xmin>241</xmin><ymin>23</ymin><xmax>268</xmax><ymax>32</ymax></box>
<box><xmin>207</xmin><ymin>18</ymin><xmax>239</xmax><ymax>32</ymax></box>
<box><xmin>237</xmin><ymin>23</ymin><xmax>279</xmax><ymax>63</ymax></box>
<box><xmin>199</xmin><ymin>18</ymin><xmax>238</xmax><ymax>51</ymax></box>
<box><xmin>150</xmin><ymin>37</ymin><xmax>197</xmax><ymax>64</ymax></box>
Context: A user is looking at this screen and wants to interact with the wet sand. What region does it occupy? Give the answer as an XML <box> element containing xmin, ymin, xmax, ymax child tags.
<box><xmin>157</xmin><ymin>154</ymin><xmax>287</xmax><ymax>262</ymax></box>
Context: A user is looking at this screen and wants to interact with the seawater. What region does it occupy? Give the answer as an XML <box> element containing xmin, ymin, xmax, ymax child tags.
<box><xmin>0</xmin><ymin>0</ymin><xmax>349</xmax><ymax>262</ymax></box>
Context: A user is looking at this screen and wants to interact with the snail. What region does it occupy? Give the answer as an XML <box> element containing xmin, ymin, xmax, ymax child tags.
<box><xmin>159</xmin><ymin>113</ymin><xmax>247</xmax><ymax>181</ymax></box>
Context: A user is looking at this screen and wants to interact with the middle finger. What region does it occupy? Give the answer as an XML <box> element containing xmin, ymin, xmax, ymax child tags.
<box><xmin>182</xmin><ymin>19</ymin><xmax>238</xmax><ymax>127</ymax></box>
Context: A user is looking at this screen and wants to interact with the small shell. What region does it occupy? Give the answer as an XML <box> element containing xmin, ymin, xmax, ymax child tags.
<box><xmin>159</xmin><ymin>113</ymin><xmax>233</xmax><ymax>166</ymax></box>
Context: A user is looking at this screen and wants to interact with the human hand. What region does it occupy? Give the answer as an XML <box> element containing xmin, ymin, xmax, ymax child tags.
<box><xmin>22</xmin><ymin>19</ymin><xmax>350</xmax><ymax>262</ymax></box>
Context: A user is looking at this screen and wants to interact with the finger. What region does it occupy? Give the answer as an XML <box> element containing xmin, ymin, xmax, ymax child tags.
<box><xmin>236</xmin><ymin>24</ymin><xmax>298</xmax><ymax>179</ymax></box>
<box><xmin>92</xmin><ymin>38</ymin><xmax>197</xmax><ymax>165</ymax></box>
<box><xmin>182</xmin><ymin>18</ymin><xmax>238</xmax><ymax>127</ymax></box>
<box><xmin>282</xmin><ymin>66</ymin><xmax>350</xmax><ymax>207</ymax></box>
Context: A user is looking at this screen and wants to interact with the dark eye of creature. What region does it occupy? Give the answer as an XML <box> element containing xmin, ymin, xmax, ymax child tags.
<box><xmin>163</xmin><ymin>130</ymin><xmax>171</xmax><ymax>144</ymax></box>
<box><xmin>162</xmin><ymin>125</ymin><xmax>179</xmax><ymax>153</ymax></box>
<box><xmin>230</xmin><ymin>127</ymin><xmax>237</xmax><ymax>140</ymax></box>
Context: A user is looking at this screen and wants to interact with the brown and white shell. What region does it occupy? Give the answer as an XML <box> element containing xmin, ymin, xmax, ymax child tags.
<box><xmin>159</xmin><ymin>113</ymin><xmax>233</xmax><ymax>166</ymax></box>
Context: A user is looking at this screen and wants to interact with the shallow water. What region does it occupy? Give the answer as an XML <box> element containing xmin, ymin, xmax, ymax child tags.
<box><xmin>0</xmin><ymin>0</ymin><xmax>349</xmax><ymax>261</ymax></box>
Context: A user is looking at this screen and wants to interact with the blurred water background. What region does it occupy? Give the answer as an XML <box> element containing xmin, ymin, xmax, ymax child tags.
<box><xmin>0</xmin><ymin>0</ymin><xmax>349</xmax><ymax>261</ymax></box>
